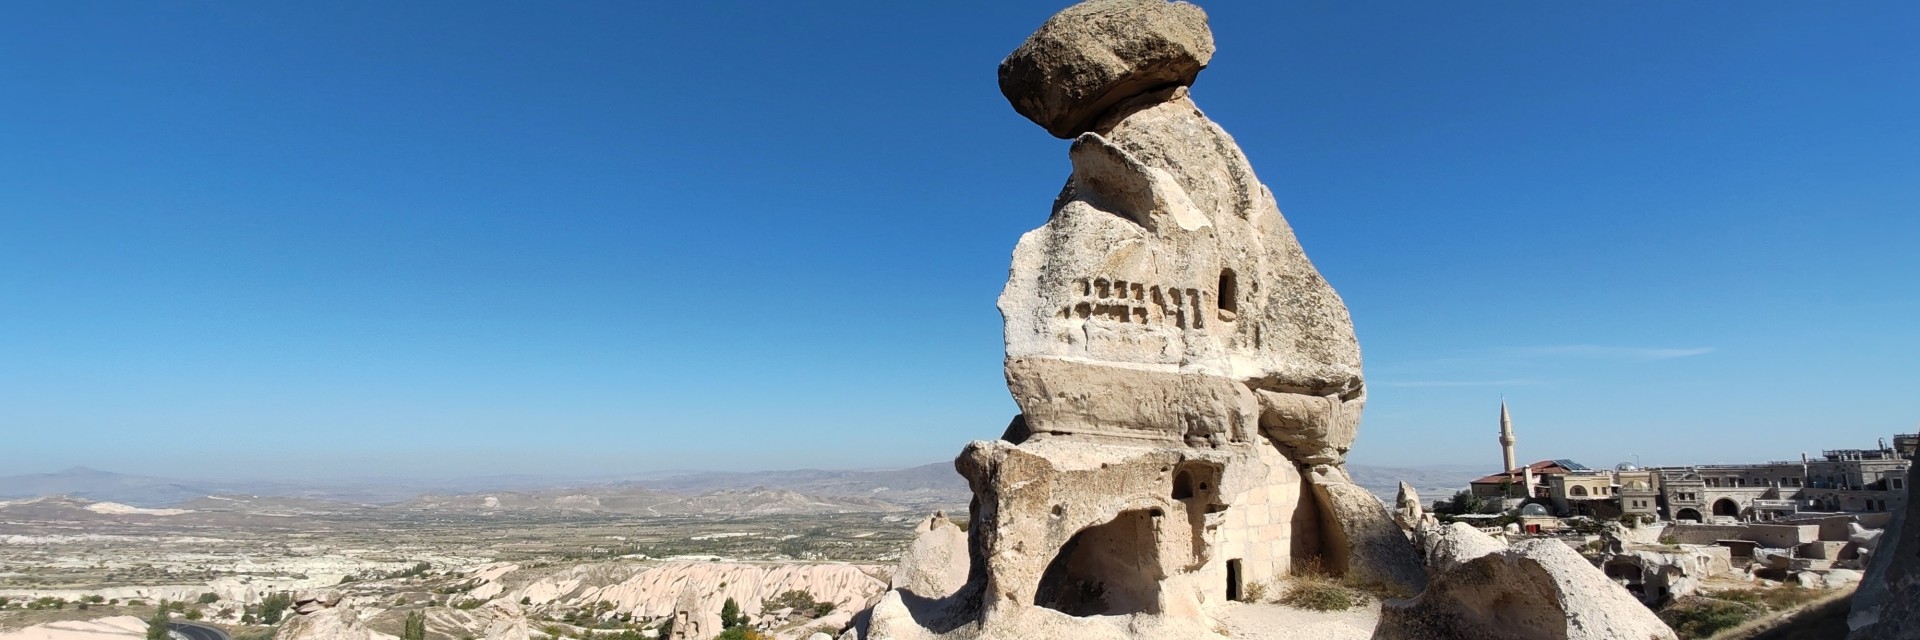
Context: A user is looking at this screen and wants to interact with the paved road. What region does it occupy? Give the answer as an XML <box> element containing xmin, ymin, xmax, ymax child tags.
<box><xmin>169</xmin><ymin>621</ymin><xmax>230</xmax><ymax>640</ymax></box>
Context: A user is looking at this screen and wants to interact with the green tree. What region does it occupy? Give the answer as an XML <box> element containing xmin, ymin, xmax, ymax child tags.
<box><xmin>654</xmin><ymin>617</ymin><xmax>672</xmax><ymax>640</ymax></box>
<box><xmin>196</xmin><ymin>593</ymin><xmax>220</xmax><ymax>605</ymax></box>
<box><xmin>719</xmin><ymin>598</ymin><xmax>741</xmax><ymax>629</ymax></box>
<box><xmin>258</xmin><ymin>592</ymin><xmax>293</xmax><ymax>625</ymax></box>
<box><xmin>403</xmin><ymin>611</ymin><xmax>428</xmax><ymax>640</ymax></box>
<box><xmin>146</xmin><ymin>602</ymin><xmax>172</xmax><ymax>640</ymax></box>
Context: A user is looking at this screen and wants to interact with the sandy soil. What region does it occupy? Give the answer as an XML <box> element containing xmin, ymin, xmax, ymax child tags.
<box><xmin>1211</xmin><ymin>600</ymin><xmax>1382</xmax><ymax>640</ymax></box>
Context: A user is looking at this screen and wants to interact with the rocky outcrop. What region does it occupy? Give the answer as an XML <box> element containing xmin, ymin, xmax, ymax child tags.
<box><xmin>851</xmin><ymin>1</ymin><xmax>1418</xmax><ymax>639</ymax></box>
<box><xmin>1419</xmin><ymin>522</ymin><xmax>1506</xmax><ymax>574</ymax></box>
<box><xmin>279</xmin><ymin>591</ymin><xmax>396</xmax><ymax>640</ymax></box>
<box><xmin>1375</xmin><ymin>539</ymin><xmax>1677</xmax><ymax>640</ymax></box>
<box><xmin>508</xmin><ymin>561</ymin><xmax>886</xmax><ymax>630</ymax></box>
<box><xmin>890</xmin><ymin>512</ymin><xmax>969</xmax><ymax>599</ymax></box>
<box><xmin>478</xmin><ymin>601</ymin><xmax>530</xmax><ymax>640</ymax></box>
<box><xmin>1391</xmin><ymin>482</ymin><xmax>1423</xmax><ymax>532</ymax></box>
<box><xmin>1848</xmin><ymin>463</ymin><xmax>1918</xmax><ymax>639</ymax></box>
<box><xmin>999</xmin><ymin>0</ymin><xmax>1213</xmax><ymax>139</ymax></box>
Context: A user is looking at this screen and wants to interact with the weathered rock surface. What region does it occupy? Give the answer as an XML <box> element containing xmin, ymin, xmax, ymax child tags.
<box><xmin>1374</xmin><ymin>539</ymin><xmax>1678</xmax><ymax>640</ymax></box>
<box><xmin>890</xmin><ymin>512</ymin><xmax>969</xmax><ymax>599</ymax></box>
<box><xmin>478</xmin><ymin>601</ymin><xmax>530</xmax><ymax>640</ymax></box>
<box><xmin>1848</xmin><ymin>463</ymin><xmax>1918</xmax><ymax>639</ymax></box>
<box><xmin>278</xmin><ymin>594</ymin><xmax>396</xmax><ymax>640</ymax></box>
<box><xmin>505</xmin><ymin>561</ymin><xmax>886</xmax><ymax>638</ymax></box>
<box><xmin>1309</xmin><ymin>471</ymin><xmax>1427</xmax><ymax>594</ymax></box>
<box><xmin>1000</xmin><ymin>0</ymin><xmax>1214</xmax><ymax>139</ymax></box>
<box><xmin>854</xmin><ymin>1</ymin><xmax>1417</xmax><ymax>639</ymax></box>
<box><xmin>1419</xmin><ymin>522</ymin><xmax>1505</xmax><ymax>574</ymax></box>
<box><xmin>1391</xmin><ymin>482</ymin><xmax>1422</xmax><ymax>532</ymax></box>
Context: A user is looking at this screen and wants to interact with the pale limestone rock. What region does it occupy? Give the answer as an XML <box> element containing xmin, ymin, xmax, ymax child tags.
<box><xmin>1375</xmin><ymin>539</ymin><xmax>1677</xmax><ymax>640</ymax></box>
<box><xmin>1308</xmin><ymin>470</ymin><xmax>1427</xmax><ymax>594</ymax></box>
<box><xmin>890</xmin><ymin>512</ymin><xmax>970</xmax><ymax>599</ymax></box>
<box><xmin>852</xmin><ymin>1</ymin><xmax>1417</xmax><ymax>638</ymax></box>
<box><xmin>1848</xmin><ymin>463</ymin><xmax>1918</xmax><ymax>639</ymax></box>
<box><xmin>999</xmin><ymin>0</ymin><xmax>1214</xmax><ymax>139</ymax></box>
<box><xmin>1420</xmin><ymin>522</ymin><xmax>1506</xmax><ymax>574</ymax></box>
<box><xmin>278</xmin><ymin>601</ymin><xmax>397</xmax><ymax>640</ymax></box>
<box><xmin>1391</xmin><ymin>482</ymin><xmax>1422</xmax><ymax>532</ymax></box>
<box><xmin>1597</xmin><ymin>541</ymin><xmax>1731</xmax><ymax>606</ymax></box>
<box><xmin>479</xmin><ymin>601</ymin><xmax>530</xmax><ymax>640</ymax></box>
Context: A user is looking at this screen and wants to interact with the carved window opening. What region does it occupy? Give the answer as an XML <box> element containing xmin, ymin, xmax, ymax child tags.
<box><xmin>1217</xmin><ymin>269</ymin><xmax>1238</xmax><ymax>321</ymax></box>
<box><xmin>1034</xmin><ymin>509</ymin><xmax>1164</xmax><ymax>617</ymax></box>
<box><xmin>1173</xmin><ymin>469</ymin><xmax>1196</xmax><ymax>500</ymax></box>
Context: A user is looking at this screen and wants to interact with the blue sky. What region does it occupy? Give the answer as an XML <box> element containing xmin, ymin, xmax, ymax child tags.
<box><xmin>2</xmin><ymin>1</ymin><xmax>1915</xmax><ymax>479</ymax></box>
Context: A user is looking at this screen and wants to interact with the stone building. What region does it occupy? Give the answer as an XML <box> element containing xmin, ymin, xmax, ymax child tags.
<box><xmin>1650</xmin><ymin>444</ymin><xmax>1910</xmax><ymax>522</ymax></box>
<box><xmin>1467</xmin><ymin>400</ymin><xmax>1911</xmax><ymax>522</ymax></box>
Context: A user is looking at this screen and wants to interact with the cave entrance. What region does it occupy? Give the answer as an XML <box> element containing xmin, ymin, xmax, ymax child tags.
<box><xmin>1226</xmin><ymin>559</ymin><xmax>1243</xmax><ymax>602</ymax></box>
<box><xmin>1713</xmin><ymin>498</ymin><xmax>1741</xmax><ymax>518</ymax></box>
<box><xmin>1035</xmin><ymin>509</ymin><xmax>1164</xmax><ymax>616</ymax></box>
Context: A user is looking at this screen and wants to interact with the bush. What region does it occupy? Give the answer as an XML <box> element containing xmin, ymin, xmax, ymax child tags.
<box><xmin>197</xmin><ymin>593</ymin><xmax>220</xmax><ymax>604</ymax></box>
<box><xmin>1278</xmin><ymin>559</ymin><xmax>1363</xmax><ymax>612</ymax></box>
<box><xmin>762</xmin><ymin>589</ymin><xmax>833</xmax><ymax>619</ymax></box>
<box><xmin>1281</xmin><ymin>579</ymin><xmax>1357</xmax><ymax>611</ymax></box>
<box><xmin>1659</xmin><ymin>598</ymin><xmax>1757</xmax><ymax>639</ymax></box>
<box><xmin>1240</xmin><ymin>581</ymin><xmax>1268</xmax><ymax>604</ymax></box>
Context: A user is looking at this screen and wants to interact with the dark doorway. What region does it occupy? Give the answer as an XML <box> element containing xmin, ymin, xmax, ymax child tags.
<box><xmin>1226</xmin><ymin>559</ymin><xmax>1243</xmax><ymax>602</ymax></box>
<box><xmin>1713</xmin><ymin>499</ymin><xmax>1741</xmax><ymax>518</ymax></box>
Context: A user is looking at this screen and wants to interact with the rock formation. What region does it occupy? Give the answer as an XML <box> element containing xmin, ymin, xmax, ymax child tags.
<box><xmin>1848</xmin><ymin>462</ymin><xmax>1918</xmax><ymax>639</ymax></box>
<box><xmin>851</xmin><ymin>1</ymin><xmax>1423</xmax><ymax>638</ymax></box>
<box><xmin>891</xmin><ymin>512</ymin><xmax>969</xmax><ymax>599</ymax></box>
<box><xmin>278</xmin><ymin>591</ymin><xmax>397</xmax><ymax>640</ymax></box>
<box><xmin>1374</xmin><ymin>539</ymin><xmax>1679</xmax><ymax>640</ymax></box>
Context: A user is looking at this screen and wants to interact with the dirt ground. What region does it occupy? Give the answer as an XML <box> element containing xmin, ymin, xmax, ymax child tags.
<box><xmin>1210</xmin><ymin>600</ymin><xmax>1382</xmax><ymax>640</ymax></box>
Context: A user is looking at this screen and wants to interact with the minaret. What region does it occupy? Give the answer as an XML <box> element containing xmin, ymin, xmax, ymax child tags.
<box><xmin>1499</xmin><ymin>399</ymin><xmax>1517</xmax><ymax>474</ymax></box>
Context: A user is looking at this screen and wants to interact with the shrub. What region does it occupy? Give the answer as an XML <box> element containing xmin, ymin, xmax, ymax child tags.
<box><xmin>1278</xmin><ymin>558</ymin><xmax>1362</xmax><ymax>612</ymax></box>
<box><xmin>1240</xmin><ymin>580</ymin><xmax>1267</xmax><ymax>604</ymax></box>
<box><xmin>1281</xmin><ymin>579</ymin><xmax>1357</xmax><ymax>611</ymax></box>
<box><xmin>1659</xmin><ymin>597</ymin><xmax>1757</xmax><ymax>639</ymax></box>
<box><xmin>197</xmin><ymin>593</ymin><xmax>220</xmax><ymax>604</ymax></box>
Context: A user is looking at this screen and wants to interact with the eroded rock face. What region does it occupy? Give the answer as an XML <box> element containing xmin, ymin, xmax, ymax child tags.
<box><xmin>1375</xmin><ymin>540</ymin><xmax>1678</xmax><ymax>640</ymax></box>
<box><xmin>999</xmin><ymin>0</ymin><xmax>1213</xmax><ymax>139</ymax></box>
<box><xmin>1849</xmin><ymin>463</ymin><xmax>1919</xmax><ymax>639</ymax></box>
<box><xmin>278</xmin><ymin>596</ymin><xmax>395</xmax><ymax>640</ymax></box>
<box><xmin>853</xmin><ymin>2</ymin><xmax>1416</xmax><ymax>639</ymax></box>
<box><xmin>891</xmin><ymin>512</ymin><xmax>970</xmax><ymax>599</ymax></box>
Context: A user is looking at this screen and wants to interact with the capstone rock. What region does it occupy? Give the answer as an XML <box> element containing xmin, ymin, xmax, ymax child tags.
<box><xmin>999</xmin><ymin>0</ymin><xmax>1214</xmax><ymax>139</ymax></box>
<box><xmin>852</xmin><ymin>1</ymin><xmax>1421</xmax><ymax>638</ymax></box>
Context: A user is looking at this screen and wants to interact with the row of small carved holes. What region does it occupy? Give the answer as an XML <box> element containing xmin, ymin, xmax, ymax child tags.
<box><xmin>1060</xmin><ymin>277</ymin><xmax>1207</xmax><ymax>330</ymax></box>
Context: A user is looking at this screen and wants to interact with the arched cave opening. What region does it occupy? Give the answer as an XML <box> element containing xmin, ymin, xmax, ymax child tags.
<box><xmin>1713</xmin><ymin>498</ymin><xmax>1741</xmax><ymax>518</ymax></box>
<box><xmin>1035</xmin><ymin>509</ymin><xmax>1164</xmax><ymax>617</ymax></box>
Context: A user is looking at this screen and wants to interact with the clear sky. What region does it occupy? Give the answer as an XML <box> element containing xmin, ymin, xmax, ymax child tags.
<box><xmin>2</xmin><ymin>1</ymin><xmax>1915</xmax><ymax>480</ymax></box>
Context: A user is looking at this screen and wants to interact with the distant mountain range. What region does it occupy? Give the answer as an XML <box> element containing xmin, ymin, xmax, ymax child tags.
<box><xmin>0</xmin><ymin>461</ymin><xmax>1483</xmax><ymax>514</ymax></box>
